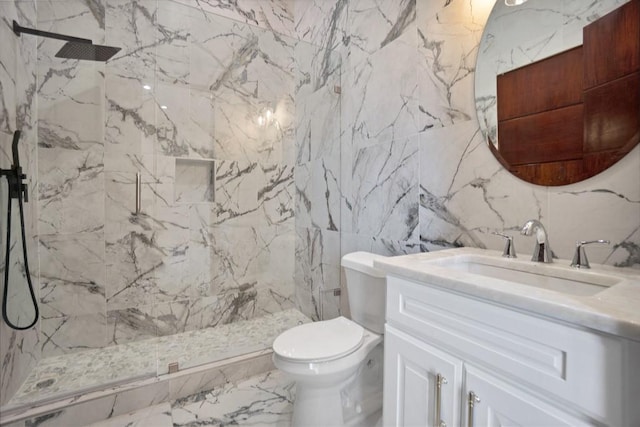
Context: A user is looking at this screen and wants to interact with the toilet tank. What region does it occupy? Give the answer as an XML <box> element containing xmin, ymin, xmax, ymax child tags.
<box><xmin>341</xmin><ymin>252</ymin><xmax>387</xmax><ymax>334</ymax></box>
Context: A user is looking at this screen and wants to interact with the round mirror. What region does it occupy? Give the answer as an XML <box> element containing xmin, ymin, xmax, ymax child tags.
<box><xmin>475</xmin><ymin>0</ymin><xmax>639</xmax><ymax>186</ymax></box>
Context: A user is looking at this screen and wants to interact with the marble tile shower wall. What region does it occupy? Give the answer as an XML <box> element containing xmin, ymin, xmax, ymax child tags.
<box><xmin>0</xmin><ymin>0</ymin><xmax>40</xmax><ymax>406</ymax></box>
<box><xmin>33</xmin><ymin>0</ymin><xmax>343</xmax><ymax>357</ymax></box>
<box><xmin>336</xmin><ymin>0</ymin><xmax>639</xmax><ymax>270</ymax></box>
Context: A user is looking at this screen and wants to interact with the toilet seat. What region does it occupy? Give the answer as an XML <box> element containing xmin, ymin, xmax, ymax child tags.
<box><xmin>273</xmin><ymin>317</ymin><xmax>364</xmax><ymax>363</ymax></box>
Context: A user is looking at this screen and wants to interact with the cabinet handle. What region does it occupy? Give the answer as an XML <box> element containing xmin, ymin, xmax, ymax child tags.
<box><xmin>467</xmin><ymin>391</ymin><xmax>480</xmax><ymax>427</ymax></box>
<box><xmin>434</xmin><ymin>373</ymin><xmax>447</xmax><ymax>427</ymax></box>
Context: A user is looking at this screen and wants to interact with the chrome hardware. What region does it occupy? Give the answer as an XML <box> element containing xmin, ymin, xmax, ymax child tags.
<box><xmin>467</xmin><ymin>391</ymin><xmax>481</xmax><ymax>427</ymax></box>
<box><xmin>135</xmin><ymin>172</ymin><xmax>141</xmax><ymax>215</ymax></box>
<box><xmin>520</xmin><ymin>219</ymin><xmax>553</xmax><ymax>263</ymax></box>
<box><xmin>168</xmin><ymin>362</ymin><xmax>179</xmax><ymax>374</ymax></box>
<box><xmin>435</xmin><ymin>373</ymin><xmax>448</xmax><ymax>427</ymax></box>
<box><xmin>493</xmin><ymin>232</ymin><xmax>516</xmax><ymax>258</ymax></box>
<box><xmin>571</xmin><ymin>240</ymin><xmax>610</xmax><ymax>269</ymax></box>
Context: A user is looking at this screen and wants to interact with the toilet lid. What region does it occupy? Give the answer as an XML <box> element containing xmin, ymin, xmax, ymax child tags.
<box><xmin>273</xmin><ymin>317</ymin><xmax>364</xmax><ymax>362</ymax></box>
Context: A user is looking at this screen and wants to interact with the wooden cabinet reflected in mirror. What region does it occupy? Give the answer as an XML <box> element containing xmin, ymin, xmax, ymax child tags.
<box><xmin>476</xmin><ymin>0</ymin><xmax>639</xmax><ymax>186</ymax></box>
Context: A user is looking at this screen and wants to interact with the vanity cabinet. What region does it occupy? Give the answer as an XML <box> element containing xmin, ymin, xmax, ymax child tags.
<box><xmin>383</xmin><ymin>276</ymin><xmax>640</xmax><ymax>427</ymax></box>
<box><xmin>384</xmin><ymin>326</ymin><xmax>462</xmax><ymax>427</ymax></box>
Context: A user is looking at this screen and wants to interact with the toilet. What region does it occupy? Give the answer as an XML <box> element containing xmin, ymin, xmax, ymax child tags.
<box><xmin>272</xmin><ymin>252</ymin><xmax>387</xmax><ymax>427</ymax></box>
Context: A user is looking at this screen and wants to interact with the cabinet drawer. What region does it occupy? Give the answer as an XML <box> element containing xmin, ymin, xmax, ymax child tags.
<box><xmin>386</xmin><ymin>276</ymin><xmax>639</xmax><ymax>424</ymax></box>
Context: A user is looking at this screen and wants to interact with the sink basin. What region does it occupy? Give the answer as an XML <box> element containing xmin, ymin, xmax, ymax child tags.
<box><xmin>425</xmin><ymin>254</ymin><xmax>621</xmax><ymax>296</ymax></box>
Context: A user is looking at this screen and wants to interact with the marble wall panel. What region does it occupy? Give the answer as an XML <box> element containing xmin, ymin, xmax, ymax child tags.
<box><xmin>105</xmin><ymin>227</ymin><xmax>162</xmax><ymax>311</ymax></box>
<box><xmin>107</xmin><ymin>305</ymin><xmax>157</xmax><ymax>345</ymax></box>
<box><xmin>338</xmin><ymin>0</ymin><xmax>639</xmax><ymax>274</ymax></box>
<box><xmin>210</xmin><ymin>226</ymin><xmax>269</xmax><ymax>294</ymax></box>
<box><xmin>39</xmin><ymin>232</ymin><xmax>106</xmax><ymax>318</ymax></box>
<box><xmin>38</xmin><ymin>149</ymin><xmax>105</xmax><ymax>235</ymax></box>
<box><xmin>186</xmin><ymin>204</ymin><xmax>214</xmax><ymax>298</ymax></box>
<box><xmin>187</xmin><ymin>89</ymin><xmax>216</xmax><ymax>159</ymax></box>
<box><xmin>105</xmin><ymin>0</ymin><xmax>157</xmax><ymax>81</ymax></box>
<box><xmin>37</xmin><ymin>60</ymin><xmax>105</xmax><ymax>152</ymax></box>
<box><xmin>40</xmin><ymin>313</ymin><xmax>108</xmax><ymax>357</ymax></box>
<box><xmin>548</xmin><ymin>146</ymin><xmax>640</xmax><ymax>266</ymax></box>
<box><xmin>0</xmin><ymin>0</ymin><xmax>40</xmax><ymax>406</ymax></box>
<box><xmin>294</xmin><ymin>227</ymin><xmax>340</xmax><ymax>320</ymax></box>
<box><xmin>154</xmin><ymin>83</ymin><xmax>190</xmax><ymax>157</ymax></box>
<box><xmin>294</xmin><ymin>77</ymin><xmax>341</xmax><ymax>166</ymax></box>
<box><xmin>213</xmin><ymin>159</ymin><xmax>261</xmax><ymax>226</ymax></box>
<box><xmin>153</xmin><ymin>224</ymin><xmax>191</xmax><ymax>304</ymax></box>
<box><xmin>351</xmin><ymin>134</ymin><xmax>419</xmax><ymax>243</ymax></box>
<box><xmin>294</xmin><ymin>158</ymin><xmax>340</xmax><ymax>232</ymax></box>
<box><xmin>104</xmin><ymin>74</ymin><xmax>157</xmax><ymax>156</ymax></box>
<box><xmin>258</xmin><ymin>163</ymin><xmax>294</xmax><ymax>226</ymax></box>
<box><xmin>417</xmin><ymin>0</ymin><xmax>490</xmax><ymax>130</ymax></box>
<box><xmin>345</xmin><ymin>0</ymin><xmax>418</xmax><ymax>147</ymax></box>
<box><xmin>155</xmin><ymin>0</ymin><xmax>190</xmax><ymax>86</ymax></box>
<box><xmin>34</xmin><ymin>0</ymin><xmax>106</xmax><ymax>165</ymax></box>
<box><xmin>418</xmin><ymin>120</ymin><xmax>548</xmax><ymax>253</ymax></box>
<box><xmin>294</xmin><ymin>0</ymin><xmax>348</xmax><ymax>50</ymax></box>
<box><xmin>172</xmin><ymin>0</ymin><xmax>295</xmax><ymax>39</ymax></box>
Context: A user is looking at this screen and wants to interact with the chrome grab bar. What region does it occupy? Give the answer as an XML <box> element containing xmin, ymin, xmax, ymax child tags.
<box><xmin>135</xmin><ymin>173</ymin><xmax>141</xmax><ymax>215</ymax></box>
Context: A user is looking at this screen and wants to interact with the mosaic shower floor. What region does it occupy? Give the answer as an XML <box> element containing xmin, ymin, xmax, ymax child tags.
<box><xmin>9</xmin><ymin>310</ymin><xmax>309</xmax><ymax>406</ymax></box>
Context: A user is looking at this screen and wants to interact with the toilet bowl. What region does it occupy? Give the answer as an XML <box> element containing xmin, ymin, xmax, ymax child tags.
<box><xmin>273</xmin><ymin>317</ymin><xmax>383</xmax><ymax>427</ymax></box>
<box><xmin>272</xmin><ymin>252</ymin><xmax>387</xmax><ymax>427</ymax></box>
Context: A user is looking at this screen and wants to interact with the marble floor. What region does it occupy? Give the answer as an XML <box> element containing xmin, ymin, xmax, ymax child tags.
<box><xmin>9</xmin><ymin>310</ymin><xmax>309</xmax><ymax>407</ymax></box>
<box><xmin>88</xmin><ymin>370</ymin><xmax>294</xmax><ymax>427</ymax></box>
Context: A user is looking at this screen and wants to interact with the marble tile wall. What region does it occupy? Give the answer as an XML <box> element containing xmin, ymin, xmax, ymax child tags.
<box><xmin>26</xmin><ymin>0</ymin><xmax>342</xmax><ymax>361</ymax></box>
<box><xmin>337</xmin><ymin>0</ymin><xmax>639</xmax><ymax>270</ymax></box>
<box><xmin>5</xmin><ymin>0</ymin><xmax>637</xmax><ymax>407</ymax></box>
<box><xmin>0</xmin><ymin>0</ymin><xmax>41</xmax><ymax>407</ymax></box>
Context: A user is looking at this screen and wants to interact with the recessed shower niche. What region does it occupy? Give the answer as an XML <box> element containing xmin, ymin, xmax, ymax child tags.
<box><xmin>174</xmin><ymin>158</ymin><xmax>216</xmax><ymax>204</ymax></box>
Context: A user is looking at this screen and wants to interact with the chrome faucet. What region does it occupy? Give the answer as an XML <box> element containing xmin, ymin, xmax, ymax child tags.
<box><xmin>520</xmin><ymin>219</ymin><xmax>553</xmax><ymax>263</ymax></box>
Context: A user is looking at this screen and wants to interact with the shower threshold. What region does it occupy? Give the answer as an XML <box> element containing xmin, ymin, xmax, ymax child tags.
<box><xmin>4</xmin><ymin>309</ymin><xmax>309</xmax><ymax>410</ymax></box>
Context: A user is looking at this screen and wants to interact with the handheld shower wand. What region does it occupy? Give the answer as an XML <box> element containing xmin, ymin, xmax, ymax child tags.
<box><xmin>1</xmin><ymin>131</ymin><xmax>39</xmax><ymax>330</ymax></box>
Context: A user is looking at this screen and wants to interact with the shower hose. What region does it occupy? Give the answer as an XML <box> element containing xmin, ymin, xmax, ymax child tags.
<box><xmin>2</xmin><ymin>132</ymin><xmax>39</xmax><ymax>330</ymax></box>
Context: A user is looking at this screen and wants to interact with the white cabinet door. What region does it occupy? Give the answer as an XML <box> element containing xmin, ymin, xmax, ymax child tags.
<box><xmin>464</xmin><ymin>366</ymin><xmax>590</xmax><ymax>427</ymax></box>
<box><xmin>383</xmin><ymin>325</ymin><xmax>463</xmax><ymax>427</ymax></box>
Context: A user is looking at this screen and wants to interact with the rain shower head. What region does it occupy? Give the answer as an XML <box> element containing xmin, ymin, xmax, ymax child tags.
<box><xmin>55</xmin><ymin>42</ymin><xmax>121</xmax><ymax>62</ymax></box>
<box><xmin>12</xmin><ymin>20</ymin><xmax>121</xmax><ymax>62</ymax></box>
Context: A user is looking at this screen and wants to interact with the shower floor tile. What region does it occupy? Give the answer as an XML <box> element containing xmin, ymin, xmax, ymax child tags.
<box><xmin>9</xmin><ymin>309</ymin><xmax>309</xmax><ymax>407</ymax></box>
<box><xmin>171</xmin><ymin>370</ymin><xmax>294</xmax><ymax>427</ymax></box>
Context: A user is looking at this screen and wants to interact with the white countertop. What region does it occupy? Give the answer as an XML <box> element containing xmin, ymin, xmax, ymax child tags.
<box><xmin>374</xmin><ymin>247</ymin><xmax>640</xmax><ymax>342</ymax></box>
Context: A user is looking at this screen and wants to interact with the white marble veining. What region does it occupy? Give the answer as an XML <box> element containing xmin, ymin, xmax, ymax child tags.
<box><xmin>1</xmin><ymin>0</ymin><xmax>40</xmax><ymax>407</ymax></box>
<box><xmin>4</xmin><ymin>0</ymin><xmax>637</xmax><ymax>416</ymax></box>
<box><xmin>375</xmin><ymin>248</ymin><xmax>640</xmax><ymax>340</ymax></box>
<box><xmin>171</xmin><ymin>370</ymin><xmax>294</xmax><ymax>427</ymax></box>
<box><xmin>12</xmin><ymin>368</ymin><xmax>294</xmax><ymax>427</ymax></box>
<box><xmin>338</xmin><ymin>0</ymin><xmax>639</xmax><ymax>272</ymax></box>
<box><xmin>87</xmin><ymin>403</ymin><xmax>173</xmax><ymax>427</ymax></box>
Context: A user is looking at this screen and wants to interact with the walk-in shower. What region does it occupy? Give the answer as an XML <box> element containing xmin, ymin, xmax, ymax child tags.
<box><xmin>0</xmin><ymin>0</ymin><xmax>342</xmax><ymax>420</ymax></box>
